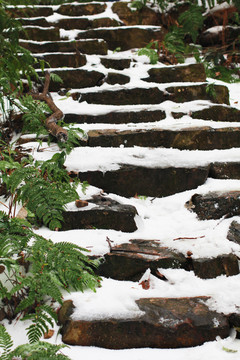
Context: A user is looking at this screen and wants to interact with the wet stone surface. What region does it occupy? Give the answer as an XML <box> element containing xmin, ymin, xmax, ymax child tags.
<box><xmin>59</xmin><ymin>296</ymin><xmax>230</xmax><ymax>349</ymax></box>
<box><xmin>62</xmin><ymin>195</ymin><xmax>138</xmax><ymax>232</ymax></box>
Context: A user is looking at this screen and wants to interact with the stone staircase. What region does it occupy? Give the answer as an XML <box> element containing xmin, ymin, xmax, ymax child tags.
<box><xmin>9</xmin><ymin>0</ymin><xmax>240</xmax><ymax>350</ymax></box>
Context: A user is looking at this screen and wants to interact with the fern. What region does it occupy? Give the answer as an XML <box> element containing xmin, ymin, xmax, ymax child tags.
<box><xmin>0</xmin><ymin>325</ymin><xmax>13</xmax><ymax>360</ymax></box>
<box><xmin>56</xmin><ymin>122</ymin><xmax>86</xmax><ymax>154</ymax></box>
<box><xmin>179</xmin><ymin>4</ymin><xmax>203</xmax><ymax>43</ymax></box>
<box><xmin>0</xmin><ymin>325</ymin><xmax>70</xmax><ymax>359</ymax></box>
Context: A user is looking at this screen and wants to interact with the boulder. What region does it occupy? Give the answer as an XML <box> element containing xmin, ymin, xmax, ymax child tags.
<box><xmin>62</xmin><ymin>195</ymin><xmax>138</xmax><ymax>232</ymax></box>
<box><xmin>192</xmin><ymin>254</ymin><xmax>239</xmax><ymax>279</ymax></box>
<box><xmin>143</xmin><ymin>63</ymin><xmax>206</xmax><ymax>83</ymax></box>
<box><xmin>59</xmin><ymin>296</ymin><xmax>230</xmax><ymax>348</ymax></box>
<box><xmin>186</xmin><ymin>191</ymin><xmax>240</xmax><ymax>220</ymax></box>
<box><xmin>77</xmin><ymin>164</ymin><xmax>210</xmax><ymax>198</ymax></box>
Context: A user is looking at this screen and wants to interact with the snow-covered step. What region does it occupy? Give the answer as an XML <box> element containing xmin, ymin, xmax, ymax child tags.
<box><xmin>97</xmin><ymin>239</ymin><xmax>239</xmax><ymax>280</ymax></box>
<box><xmin>58</xmin><ymin>296</ymin><xmax>230</xmax><ymax>348</ymax></box>
<box><xmin>20</xmin><ymin>25</ymin><xmax>60</xmax><ymax>41</ymax></box>
<box><xmin>76</xmin><ymin>84</ymin><xmax>229</xmax><ymax>105</ymax></box>
<box><xmin>19</xmin><ymin>39</ymin><xmax>108</xmax><ymax>55</ymax></box>
<box><xmin>34</xmin><ymin>52</ymin><xmax>87</xmax><ymax>68</ymax></box>
<box><xmin>7</xmin><ymin>6</ymin><xmax>54</xmax><ymax>18</ymax></box>
<box><xmin>83</xmin><ymin>126</ymin><xmax>240</xmax><ymax>150</ymax></box>
<box><xmin>56</xmin><ymin>2</ymin><xmax>107</xmax><ymax>17</ymax></box>
<box><xmin>50</xmin><ymin>17</ymin><xmax>121</xmax><ymax>30</ymax></box>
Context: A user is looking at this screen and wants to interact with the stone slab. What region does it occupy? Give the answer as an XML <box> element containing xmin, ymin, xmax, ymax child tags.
<box><xmin>57</xmin><ymin>3</ymin><xmax>106</xmax><ymax>16</ymax></box>
<box><xmin>62</xmin><ymin>195</ymin><xmax>138</xmax><ymax>232</ymax></box>
<box><xmin>20</xmin><ymin>26</ymin><xmax>60</xmax><ymax>42</ymax></box>
<box><xmin>64</xmin><ymin>109</ymin><xmax>166</xmax><ymax>124</ymax></box>
<box><xmin>143</xmin><ymin>63</ymin><xmax>206</xmax><ymax>83</ymax></box>
<box><xmin>20</xmin><ymin>39</ymin><xmax>108</xmax><ymax>55</ymax></box>
<box><xmin>191</xmin><ymin>105</ymin><xmax>240</xmax><ymax>122</ymax></box>
<box><xmin>98</xmin><ymin>239</ymin><xmax>188</xmax><ymax>280</ymax></box>
<box><xmin>85</xmin><ymin>127</ymin><xmax>240</xmax><ymax>150</ymax></box>
<box><xmin>77</xmin><ymin>164</ymin><xmax>210</xmax><ymax>198</ymax></box>
<box><xmin>35</xmin><ymin>53</ymin><xmax>87</xmax><ymax>69</ymax></box>
<box><xmin>227</xmin><ymin>220</ymin><xmax>240</xmax><ymax>244</ymax></box>
<box><xmin>186</xmin><ymin>191</ymin><xmax>240</xmax><ymax>220</ymax></box>
<box><xmin>59</xmin><ymin>297</ymin><xmax>230</xmax><ymax>348</ymax></box>
<box><xmin>209</xmin><ymin>162</ymin><xmax>240</xmax><ymax>180</ymax></box>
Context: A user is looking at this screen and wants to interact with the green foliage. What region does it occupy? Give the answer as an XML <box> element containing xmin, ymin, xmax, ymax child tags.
<box><xmin>130</xmin><ymin>0</ymin><xmax>147</xmax><ymax>11</ymax></box>
<box><xmin>0</xmin><ymin>324</ymin><xmax>70</xmax><ymax>359</ymax></box>
<box><xmin>0</xmin><ymin>213</ymin><xmax>101</xmax><ymax>343</ymax></box>
<box><xmin>138</xmin><ymin>41</ymin><xmax>159</xmax><ymax>64</ymax></box>
<box><xmin>56</xmin><ymin>122</ymin><xmax>86</xmax><ymax>154</ymax></box>
<box><xmin>178</xmin><ymin>4</ymin><xmax>203</xmax><ymax>43</ymax></box>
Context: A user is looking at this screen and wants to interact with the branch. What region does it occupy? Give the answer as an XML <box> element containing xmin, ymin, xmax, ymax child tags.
<box><xmin>31</xmin><ymin>72</ymin><xmax>68</xmax><ymax>143</ymax></box>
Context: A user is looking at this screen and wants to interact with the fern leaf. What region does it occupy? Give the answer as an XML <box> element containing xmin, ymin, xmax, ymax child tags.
<box><xmin>0</xmin><ymin>325</ymin><xmax>13</xmax><ymax>359</ymax></box>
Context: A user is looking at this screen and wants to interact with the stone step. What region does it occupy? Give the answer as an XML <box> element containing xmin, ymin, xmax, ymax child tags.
<box><xmin>97</xmin><ymin>239</ymin><xmax>239</xmax><ymax>280</ymax></box>
<box><xmin>172</xmin><ymin>104</ymin><xmax>240</xmax><ymax>122</ymax></box>
<box><xmin>186</xmin><ymin>190</ymin><xmax>240</xmax><ymax>220</ymax></box>
<box><xmin>64</xmin><ymin>108</ymin><xmax>166</xmax><ymax>124</ymax></box>
<box><xmin>58</xmin><ymin>297</ymin><xmax>230</xmax><ymax>348</ymax></box>
<box><xmin>20</xmin><ymin>26</ymin><xmax>60</xmax><ymax>42</ymax></box>
<box><xmin>35</xmin><ymin>52</ymin><xmax>87</xmax><ymax>68</ymax></box>
<box><xmin>77</xmin><ymin>164</ymin><xmax>210</xmax><ymax>198</ymax></box>
<box><xmin>7</xmin><ymin>6</ymin><xmax>54</xmax><ymax>18</ymax></box>
<box><xmin>100</xmin><ymin>57</ymin><xmax>131</xmax><ymax>70</ymax></box>
<box><xmin>36</xmin><ymin>69</ymin><xmax>105</xmax><ymax>91</ymax></box>
<box><xmin>143</xmin><ymin>63</ymin><xmax>206</xmax><ymax>83</ymax></box>
<box><xmin>75</xmin><ymin>26</ymin><xmax>165</xmax><ymax>51</ymax></box>
<box><xmin>62</xmin><ymin>195</ymin><xmax>138</xmax><ymax>232</ymax></box>
<box><xmin>76</xmin><ymin>84</ymin><xmax>229</xmax><ymax>105</ymax></box>
<box><xmin>83</xmin><ymin>126</ymin><xmax>240</xmax><ymax>150</ymax></box>
<box><xmin>56</xmin><ymin>2</ymin><xmax>107</xmax><ymax>16</ymax></box>
<box><xmin>20</xmin><ymin>39</ymin><xmax>108</xmax><ymax>55</ymax></box>
<box><xmin>20</xmin><ymin>17</ymin><xmax>50</xmax><ymax>27</ymax></box>
<box><xmin>50</xmin><ymin>17</ymin><xmax>121</xmax><ymax>30</ymax></box>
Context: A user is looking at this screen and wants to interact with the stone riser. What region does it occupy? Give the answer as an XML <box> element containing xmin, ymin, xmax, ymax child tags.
<box><xmin>85</xmin><ymin>127</ymin><xmax>240</xmax><ymax>150</ymax></box>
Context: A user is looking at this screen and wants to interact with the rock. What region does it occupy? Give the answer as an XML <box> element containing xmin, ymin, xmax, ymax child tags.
<box><xmin>105</xmin><ymin>72</ymin><xmax>130</xmax><ymax>85</ymax></box>
<box><xmin>79</xmin><ymin>87</ymin><xmax>166</xmax><ymax>105</ymax></box>
<box><xmin>46</xmin><ymin>69</ymin><xmax>105</xmax><ymax>91</ymax></box>
<box><xmin>35</xmin><ymin>53</ymin><xmax>87</xmax><ymax>69</ymax></box>
<box><xmin>199</xmin><ymin>26</ymin><xmax>240</xmax><ymax>47</ymax></box>
<box><xmin>192</xmin><ymin>254</ymin><xmax>239</xmax><ymax>279</ymax></box>
<box><xmin>20</xmin><ymin>39</ymin><xmax>108</xmax><ymax>55</ymax></box>
<box><xmin>100</xmin><ymin>58</ymin><xmax>131</xmax><ymax>70</ymax></box>
<box><xmin>77</xmin><ymin>164</ymin><xmax>210</xmax><ymax>198</ymax></box>
<box><xmin>186</xmin><ymin>191</ymin><xmax>240</xmax><ymax>220</ymax></box>
<box><xmin>58</xmin><ymin>300</ymin><xmax>75</xmax><ymax>325</ymax></box>
<box><xmin>20</xmin><ymin>26</ymin><xmax>60</xmax><ymax>41</ymax></box>
<box><xmin>57</xmin><ymin>3</ymin><xmax>106</xmax><ymax>16</ymax></box>
<box><xmin>20</xmin><ymin>17</ymin><xmax>50</xmax><ymax>27</ymax></box>
<box><xmin>227</xmin><ymin>221</ymin><xmax>240</xmax><ymax>244</ymax></box>
<box><xmin>64</xmin><ymin>109</ymin><xmax>166</xmax><ymax>124</ymax></box>
<box><xmin>98</xmin><ymin>239</ymin><xmax>188</xmax><ymax>280</ymax></box>
<box><xmin>52</xmin><ymin>18</ymin><xmax>90</xmax><ymax>30</ymax></box>
<box><xmin>85</xmin><ymin>126</ymin><xmax>240</xmax><ymax>150</ymax></box>
<box><xmin>166</xmin><ymin>84</ymin><xmax>230</xmax><ymax>105</ymax></box>
<box><xmin>143</xmin><ymin>63</ymin><xmax>206</xmax><ymax>83</ymax></box>
<box><xmin>59</xmin><ymin>296</ymin><xmax>229</xmax><ymax>348</ymax></box>
<box><xmin>7</xmin><ymin>6</ymin><xmax>53</xmax><ymax>17</ymax></box>
<box><xmin>210</xmin><ymin>162</ymin><xmax>240</xmax><ymax>180</ymax></box>
<box><xmin>112</xmin><ymin>1</ymin><xmax>161</xmax><ymax>26</ymax></box>
<box><xmin>62</xmin><ymin>195</ymin><xmax>138</xmax><ymax>232</ymax></box>
<box><xmin>91</xmin><ymin>18</ymin><xmax>121</xmax><ymax>28</ymax></box>
<box><xmin>76</xmin><ymin>27</ymin><xmax>165</xmax><ymax>51</ymax></box>
<box><xmin>191</xmin><ymin>105</ymin><xmax>240</xmax><ymax>122</ymax></box>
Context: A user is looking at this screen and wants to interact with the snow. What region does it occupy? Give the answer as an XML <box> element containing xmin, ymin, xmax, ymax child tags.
<box><xmin>2</xmin><ymin>1</ymin><xmax>240</xmax><ymax>359</ymax></box>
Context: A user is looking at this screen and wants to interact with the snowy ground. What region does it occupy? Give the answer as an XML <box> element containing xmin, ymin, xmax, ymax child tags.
<box><xmin>1</xmin><ymin>1</ymin><xmax>240</xmax><ymax>358</ymax></box>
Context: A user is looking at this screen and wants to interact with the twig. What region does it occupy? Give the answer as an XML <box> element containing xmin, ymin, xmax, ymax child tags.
<box><xmin>173</xmin><ymin>235</ymin><xmax>205</xmax><ymax>241</ymax></box>
<box><xmin>31</xmin><ymin>71</ymin><xmax>68</xmax><ymax>143</ymax></box>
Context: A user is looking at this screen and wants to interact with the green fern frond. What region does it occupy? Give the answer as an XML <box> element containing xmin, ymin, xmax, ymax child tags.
<box><xmin>9</xmin><ymin>341</ymin><xmax>70</xmax><ymax>359</ymax></box>
<box><xmin>0</xmin><ymin>325</ymin><xmax>13</xmax><ymax>360</ymax></box>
